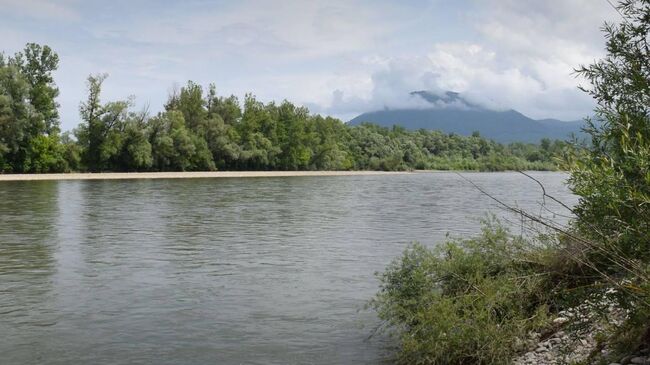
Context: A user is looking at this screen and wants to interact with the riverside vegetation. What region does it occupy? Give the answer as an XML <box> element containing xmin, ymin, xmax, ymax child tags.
<box><xmin>371</xmin><ymin>1</ymin><xmax>650</xmax><ymax>364</ymax></box>
<box><xmin>0</xmin><ymin>46</ymin><xmax>568</xmax><ymax>174</ymax></box>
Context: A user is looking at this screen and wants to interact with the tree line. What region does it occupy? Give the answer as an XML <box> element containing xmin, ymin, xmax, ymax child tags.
<box><xmin>0</xmin><ymin>44</ymin><xmax>568</xmax><ymax>173</ymax></box>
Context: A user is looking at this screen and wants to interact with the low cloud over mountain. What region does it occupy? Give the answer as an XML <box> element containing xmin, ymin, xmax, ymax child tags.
<box><xmin>348</xmin><ymin>90</ymin><xmax>585</xmax><ymax>143</ymax></box>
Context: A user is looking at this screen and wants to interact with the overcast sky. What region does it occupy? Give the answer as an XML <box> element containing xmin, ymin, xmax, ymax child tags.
<box><xmin>1</xmin><ymin>0</ymin><xmax>619</xmax><ymax>131</ymax></box>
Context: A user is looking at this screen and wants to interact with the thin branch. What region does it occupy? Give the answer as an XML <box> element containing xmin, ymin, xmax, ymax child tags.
<box><xmin>455</xmin><ymin>172</ymin><xmax>648</xmax><ymax>298</ymax></box>
<box><xmin>517</xmin><ymin>170</ymin><xmax>576</xmax><ymax>214</ymax></box>
<box><xmin>605</xmin><ymin>0</ymin><xmax>626</xmax><ymax>20</ymax></box>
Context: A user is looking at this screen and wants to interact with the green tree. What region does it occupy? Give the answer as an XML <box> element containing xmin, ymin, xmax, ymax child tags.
<box><xmin>76</xmin><ymin>74</ymin><xmax>134</xmax><ymax>171</ymax></box>
<box><xmin>0</xmin><ymin>60</ymin><xmax>33</xmax><ymax>172</ymax></box>
<box><xmin>208</xmin><ymin>91</ymin><xmax>241</xmax><ymax>126</ymax></box>
<box><xmin>275</xmin><ymin>101</ymin><xmax>315</xmax><ymax>170</ymax></box>
<box><xmin>0</xmin><ymin>43</ymin><xmax>66</xmax><ymax>172</ymax></box>
<box><xmin>148</xmin><ymin>110</ymin><xmax>215</xmax><ymax>171</ymax></box>
<box><xmin>171</xmin><ymin>81</ymin><xmax>207</xmax><ymax>132</ymax></box>
<box><xmin>10</xmin><ymin>43</ymin><xmax>60</xmax><ymax>135</ymax></box>
<box><xmin>236</xmin><ymin>95</ymin><xmax>279</xmax><ymax>169</ymax></box>
<box><xmin>60</xmin><ymin>132</ymin><xmax>81</xmax><ymax>171</ymax></box>
<box><xmin>571</xmin><ymin>0</ymin><xmax>650</xmax><ymax>258</ymax></box>
<box><xmin>310</xmin><ymin>116</ymin><xmax>353</xmax><ymax>170</ymax></box>
<box><xmin>119</xmin><ymin>111</ymin><xmax>153</xmax><ymax>171</ymax></box>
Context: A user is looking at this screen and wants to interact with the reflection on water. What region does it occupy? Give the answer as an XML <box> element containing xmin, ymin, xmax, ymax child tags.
<box><xmin>0</xmin><ymin>172</ymin><xmax>576</xmax><ymax>364</ymax></box>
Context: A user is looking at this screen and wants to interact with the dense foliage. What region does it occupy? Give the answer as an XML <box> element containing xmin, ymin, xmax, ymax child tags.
<box><xmin>571</xmin><ymin>0</ymin><xmax>650</xmax><ymax>264</ymax></box>
<box><xmin>373</xmin><ymin>2</ymin><xmax>650</xmax><ymax>364</ymax></box>
<box><xmin>568</xmin><ymin>0</ymin><xmax>650</xmax><ymax>353</ymax></box>
<box><xmin>0</xmin><ymin>43</ymin><xmax>69</xmax><ymax>172</ymax></box>
<box><xmin>372</xmin><ymin>221</ymin><xmax>552</xmax><ymax>365</ymax></box>
<box><xmin>0</xmin><ymin>46</ymin><xmax>567</xmax><ymax>173</ymax></box>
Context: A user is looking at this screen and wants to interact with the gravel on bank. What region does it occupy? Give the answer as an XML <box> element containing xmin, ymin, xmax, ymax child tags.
<box><xmin>0</xmin><ymin>171</ymin><xmax>411</xmax><ymax>181</ymax></box>
<box><xmin>513</xmin><ymin>289</ymin><xmax>649</xmax><ymax>365</ymax></box>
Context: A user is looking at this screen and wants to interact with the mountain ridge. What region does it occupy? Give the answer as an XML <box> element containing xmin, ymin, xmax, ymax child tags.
<box><xmin>348</xmin><ymin>91</ymin><xmax>585</xmax><ymax>143</ymax></box>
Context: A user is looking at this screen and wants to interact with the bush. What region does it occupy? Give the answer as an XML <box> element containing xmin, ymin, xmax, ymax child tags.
<box><xmin>372</xmin><ymin>221</ymin><xmax>552</xmax><ymax>365</ymax></box>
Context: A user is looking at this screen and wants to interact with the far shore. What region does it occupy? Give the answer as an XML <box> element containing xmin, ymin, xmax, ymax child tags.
<box><xmin>0</xmin><ymin>170</ymin><xmax>414</xmax><ymax>182</ymax></box>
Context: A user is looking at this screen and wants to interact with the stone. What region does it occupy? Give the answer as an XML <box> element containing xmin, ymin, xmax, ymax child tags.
<box><xmin>553</xmin><ymin>317</ymin><xmax>569</xmax><ymax>325</ymax></box>
<box><xmin>630</xmin><ymin>357</ymin><xmax>648</xmax><ymax>365</ymax></box>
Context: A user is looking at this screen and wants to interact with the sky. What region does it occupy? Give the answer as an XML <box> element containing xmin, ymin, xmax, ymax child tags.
<box><xmin>0</xmin><ymin>0</ymin><xmax>620</xmax><ymax>131</ymax></box>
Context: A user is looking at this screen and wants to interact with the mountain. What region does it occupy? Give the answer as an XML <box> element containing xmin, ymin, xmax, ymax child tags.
<box><xmin>348</xmin><ymin>91</ymin><xmax>585</xmax><ymax>143</ymax></box>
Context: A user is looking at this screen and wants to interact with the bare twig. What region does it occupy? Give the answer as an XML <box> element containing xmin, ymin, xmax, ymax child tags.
<box><xmin>455</xmin><ymin>172</ymin><xmax>649</xmax><ymax>306</ymax></box>
<box><xmin>517</xmin><ymin>171</ymin><xmax>576</xmax><ymax>215</ymax></box>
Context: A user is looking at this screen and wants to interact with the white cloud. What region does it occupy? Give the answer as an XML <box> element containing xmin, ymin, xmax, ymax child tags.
<box><xmin>319</xmin><ymin>40</ymin><xmax>596</xmax><ymax>121</ymax></box>
<box><xmin>0</xmin><ymin>0</ymin><xmax>622</xmax><ymax>129</ymax></box>
<box><xmin>91</xmin><ymin>0</ymin><xmax>409</xmax><ymax>60</ymax></box>
<box><xmin>316</xmin><ymin>0</ymin><xmax>619</xmax><ymax>121</ymax></box>
<box><xmin>0</xmin><ymin>0</ymin><xmax>80</xmax><ymax>21</ymax></box>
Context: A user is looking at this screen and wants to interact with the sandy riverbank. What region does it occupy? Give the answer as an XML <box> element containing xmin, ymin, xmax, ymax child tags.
<box><xmin>0</xmin><ymin>170</ymin><xmax>411</xmax><ymax>181</ymax></box>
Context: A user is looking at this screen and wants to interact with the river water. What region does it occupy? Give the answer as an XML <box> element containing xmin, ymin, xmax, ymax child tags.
<box><xmin>0</xmin><ymin>172</ymin><xmax>576</xmax><ymax>364</ymax></box>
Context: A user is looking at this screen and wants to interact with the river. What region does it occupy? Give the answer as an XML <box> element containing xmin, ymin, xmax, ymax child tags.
<box><xmin>0</xmin><ymin>172</ymin><xmax>576</xmax><ymax>364</ymax></box>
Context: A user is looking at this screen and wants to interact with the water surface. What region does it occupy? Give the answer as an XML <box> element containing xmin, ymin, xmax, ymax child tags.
<box><xmin>0</xmin><ymin>172</ymin><xmax>575</xmax><ymax>364</ymax></box>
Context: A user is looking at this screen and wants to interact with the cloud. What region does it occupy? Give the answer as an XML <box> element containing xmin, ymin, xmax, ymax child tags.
<box><xmin>319</xmin><ymin>41</ymin><xmax>596</xmax><ymax>121</ymax></box>
<box><xmin>315</xmin><ymin>0</ymin><xmax>618</xmax><ymax>121</ymax></box>
<box><xmin>90</xmin><ymin>0</ymin><xmax>409</xmax><ymax>60</ymax></box>
<box><xmin>0</xmin><ymin>0</ymin><xmax>621</xmax><ymax>129</ymax></box>
<box><xmin>0</xmin><ymin>0</ymin><xmax>80</xmax><ymax>21</ymax></box>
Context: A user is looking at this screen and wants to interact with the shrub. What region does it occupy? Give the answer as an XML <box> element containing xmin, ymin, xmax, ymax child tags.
<box><xmin>372</xmin><ymin>221</ymin><xmax>551</xmax><ymax>365</ymax></box>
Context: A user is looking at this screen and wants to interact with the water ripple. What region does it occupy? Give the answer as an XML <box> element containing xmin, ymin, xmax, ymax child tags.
<box><xmin>0</xmin><ymin>172</ymin><xmax>576</xmax><ymax>364</ymax></box>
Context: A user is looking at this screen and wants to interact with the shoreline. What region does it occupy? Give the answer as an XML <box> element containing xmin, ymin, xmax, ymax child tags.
<box><xmin>0</xmin><ymin>170</ymin><xmax>410</xmax><ymax>181</ymax></box>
